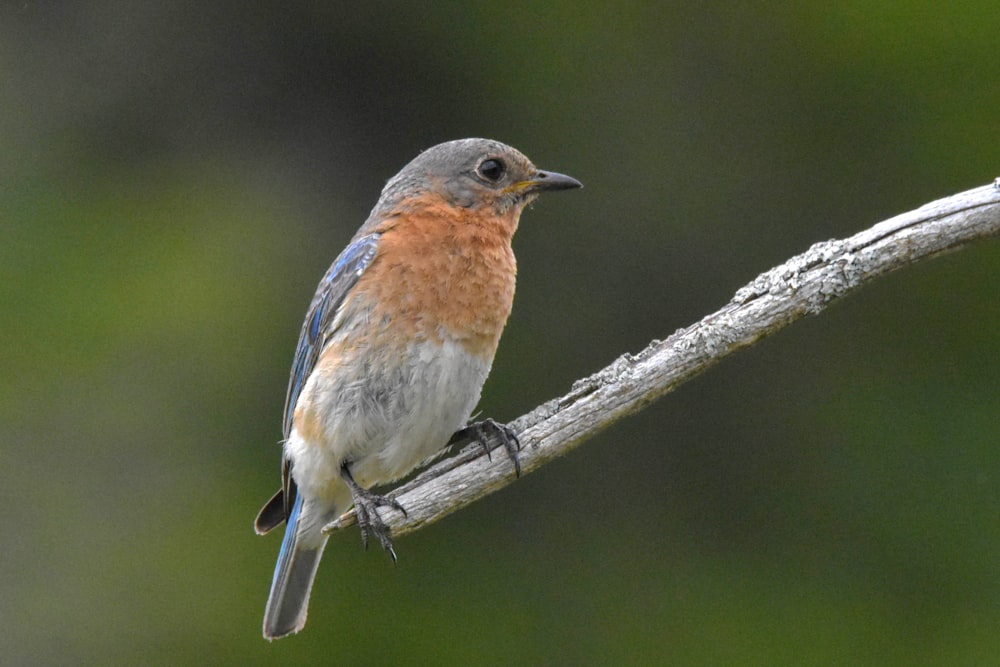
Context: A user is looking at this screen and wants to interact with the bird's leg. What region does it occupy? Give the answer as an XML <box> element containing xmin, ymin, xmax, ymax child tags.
<box><xmin>339</xmin><ymin>463</ymin><xmax>407</xmax><ymax>562</ymax></box>
<box><xmin>448</xmin><ymin>418</ymin><xmax>521</xmax><ymax>477</ymax></box>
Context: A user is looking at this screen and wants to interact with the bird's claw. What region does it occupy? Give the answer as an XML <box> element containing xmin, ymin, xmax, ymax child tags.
<box><xmin>341</xmin><ymin>465</ymin><xmax>407</xmax><ymax>561</ymax></box>
<box><xmin>451</xmin><ymin>418</ymin><xmax>521</xmax><ymax>477</ymax></box>
<box><xmin>354</xmin><ymin>489</ymin><xmax>406</xmax><ymax>561</ymax></box>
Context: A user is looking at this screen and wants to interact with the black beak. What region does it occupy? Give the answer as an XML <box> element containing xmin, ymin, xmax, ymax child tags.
<box><xmin>527</xmin><ymin>169</ymin><xmax>583</xmax><ymax>192</ymax></box>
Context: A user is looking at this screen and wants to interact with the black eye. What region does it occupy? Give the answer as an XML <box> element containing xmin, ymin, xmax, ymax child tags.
<box><xmin>477</xmin><ymin>158</ymin><xmax>505</xmax><ymax>182</ymax></box>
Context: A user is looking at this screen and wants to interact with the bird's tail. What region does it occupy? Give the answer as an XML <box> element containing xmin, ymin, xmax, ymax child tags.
<box><xmin>262</xmin><ymin>494</ymin><xmax>330</xmax><ymax>640</ymax></box>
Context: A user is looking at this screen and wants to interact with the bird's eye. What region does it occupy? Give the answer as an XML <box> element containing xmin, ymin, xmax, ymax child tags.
<box><xmin>477</xmin><ymin>158</ymin><xmax>505</xmax><ymax>182</ymax></box>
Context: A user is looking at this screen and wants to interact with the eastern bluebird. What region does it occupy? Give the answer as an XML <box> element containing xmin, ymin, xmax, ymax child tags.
<box><xmin>254</xmin><ymin>138</ymin><xmax>581</xmax><ymax>639</ymax></box>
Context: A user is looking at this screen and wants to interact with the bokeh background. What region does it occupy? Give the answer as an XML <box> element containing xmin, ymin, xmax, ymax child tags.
<box><xmin>4</xmin><ymin>3</ymin><xmax>998</xmax><ymax>664</ymax></box>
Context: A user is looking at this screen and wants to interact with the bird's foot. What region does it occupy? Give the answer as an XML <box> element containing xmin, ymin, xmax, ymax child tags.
<box><xmin>449</xmin><ymin>418</ymin><xmax>521</xmax><ymax>477</ymax></box>
<box><xmin>340</xmin><ymin>465</ymin><xmax>407</xmax><ymax>562</ymax></box>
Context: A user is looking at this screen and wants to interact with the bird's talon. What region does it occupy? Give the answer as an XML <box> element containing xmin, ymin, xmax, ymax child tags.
<box><xmin>453</xmin><ymin>418</ymin><xmax>522</xmax><ymax>477</ymax></box>
<box><xmin>341</xmin><ymin>464</ymin><xmax>405</xmax><ymax>559</ymax></box>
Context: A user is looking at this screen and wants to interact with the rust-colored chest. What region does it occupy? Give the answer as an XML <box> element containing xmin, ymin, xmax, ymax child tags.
<box><xmin>355</xmin><ymin>202</ymin><xmax>519</xmax><ymax>361</ymax></box>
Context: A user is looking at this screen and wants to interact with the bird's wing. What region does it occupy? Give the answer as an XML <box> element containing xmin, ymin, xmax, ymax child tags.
<box><xmin>282</xmin><ymin>232</ymin><xmax>380</xmax><ymax>438</ymax></box>
<box><xmin>277</xmin><ymin>232</ymin><xmax>380</xmax><ymax>517</ymax></box>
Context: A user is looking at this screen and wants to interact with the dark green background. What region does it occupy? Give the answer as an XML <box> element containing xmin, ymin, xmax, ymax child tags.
<box><xmin>4</xmin><ymin>3</ymin><xmax>998</xmax><ymax>664</ymax></box>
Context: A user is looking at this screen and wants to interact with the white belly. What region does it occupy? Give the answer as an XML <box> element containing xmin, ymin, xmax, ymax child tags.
<box><xmin>285</xmin><ymin>337</ymin><xmax>492</xmax><ymax>503</ymax></box>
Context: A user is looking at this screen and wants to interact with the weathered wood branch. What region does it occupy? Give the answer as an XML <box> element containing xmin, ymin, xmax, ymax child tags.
<box><xmin>324</xmin><ymin>180</ymin><xmax>1000</xmax><ymax>541</ymax></box>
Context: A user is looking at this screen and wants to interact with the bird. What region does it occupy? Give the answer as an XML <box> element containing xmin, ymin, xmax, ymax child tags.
<box><xmin>253</xmin><ymin>138</ymin><xmax>582</xmax><ymax>639</ymax></box>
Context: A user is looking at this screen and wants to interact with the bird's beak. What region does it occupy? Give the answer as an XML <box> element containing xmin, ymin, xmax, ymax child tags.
<box><xmin>519</xmin><ymin>170</ymin><xmax>583</xmax><ymax>192</ymax></box>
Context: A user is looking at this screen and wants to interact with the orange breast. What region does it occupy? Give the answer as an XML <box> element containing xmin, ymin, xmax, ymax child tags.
<box><xmin>356</xmin><ymin>197</ymin><xmax>519</xmax><ymax>362</ymax></box>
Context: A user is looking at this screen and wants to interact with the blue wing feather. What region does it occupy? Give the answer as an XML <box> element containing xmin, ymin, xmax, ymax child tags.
<box><xmin>281</xmin><ymin>233</ymin><xmax>380</xmax><ymax>440</ymax></box>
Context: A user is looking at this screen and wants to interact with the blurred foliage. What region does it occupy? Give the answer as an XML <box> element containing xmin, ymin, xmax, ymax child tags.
<box><xmin>2</xmin><ymin>2</ymin><xmax>998</xmax><ymax>665</ymax></box>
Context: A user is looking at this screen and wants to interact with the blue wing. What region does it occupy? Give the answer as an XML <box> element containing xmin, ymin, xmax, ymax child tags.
<box><xmin>254</xmin><ymin>232</ymin><xmax>381</xmax><ymax>533</ymax></box>
<box><xmin>282</xmin><ymin>232</ymin><xmax>381</xmax><ymax>439</ymax></box>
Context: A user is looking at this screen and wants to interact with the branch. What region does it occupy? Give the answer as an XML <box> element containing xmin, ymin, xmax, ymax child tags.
<box><xmin>325</xmin><ymin>180</ymin><xmax>1000</xmax><ymax>541</ymax></box>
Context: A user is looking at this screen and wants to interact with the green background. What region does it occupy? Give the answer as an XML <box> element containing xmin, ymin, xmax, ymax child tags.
<box><xmin>4</xmin><ymin>3</ymin><xmax>998</xmax><ymax>665</ymax></box>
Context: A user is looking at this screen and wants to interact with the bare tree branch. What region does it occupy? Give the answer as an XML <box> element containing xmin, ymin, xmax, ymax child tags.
<box><xmin>324</xmin><ymin>180</ymin><xmax>1000</xmax><ymax>541</ymax></box>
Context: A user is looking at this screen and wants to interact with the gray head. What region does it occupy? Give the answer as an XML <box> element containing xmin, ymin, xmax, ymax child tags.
<box><xmin>371</xmin><ymin>138</ymin><xmax>581</xmax><ymax>220</ymax></box>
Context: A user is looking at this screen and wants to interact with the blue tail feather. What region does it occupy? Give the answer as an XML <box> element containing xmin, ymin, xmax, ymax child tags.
<box><xmin>262</xmin><ymin>494</ymin><xmax>328</xmax><ymax>639</ymax></box>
